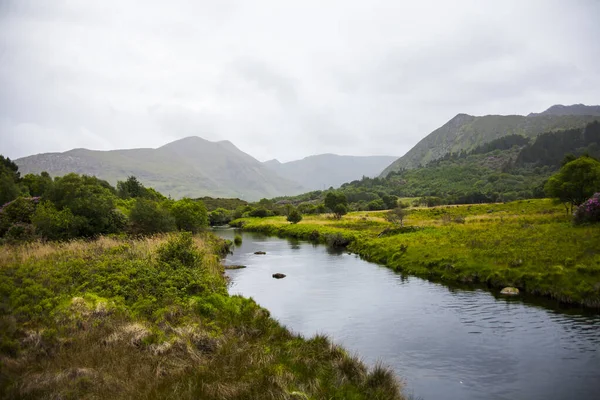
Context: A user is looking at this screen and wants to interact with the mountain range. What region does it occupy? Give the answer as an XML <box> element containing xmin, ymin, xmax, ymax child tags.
<box><xmin>15</xmin><ymin>137</ymin><xmax>304</xmax><ymax>201</ymax></box>
<box><xmin>13</xmin><ymin>104</ymin><xmax>600</xmax><ymax>200</ymax></box>
<box><xmin>263</xmin><ymin>154</ymin><xmax>397</xmax><ymax>190</ymax></box>
<box><xmin>380</xmin><ymin>104</ymin><xmax>600</xmax><ymax>176</ymax></box>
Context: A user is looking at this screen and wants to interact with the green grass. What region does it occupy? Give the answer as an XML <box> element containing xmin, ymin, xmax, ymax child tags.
<box><xmin>232</xmin><ymin>199</ymin><xmax>600</xmax><ymax>307</ymax></box>
<box><xmin>0</xmin><ymin>233</ymin><xmax>405</xmax><ymax>399</ymax></box>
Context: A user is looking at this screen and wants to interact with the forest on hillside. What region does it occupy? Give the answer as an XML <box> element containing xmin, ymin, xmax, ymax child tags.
<box><xmin>262</xmin><ymin>120</ymin><xmax>600</xmax><ymax>210</ymax></box>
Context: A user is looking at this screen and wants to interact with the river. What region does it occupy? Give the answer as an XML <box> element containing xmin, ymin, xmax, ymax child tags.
<box><xmin>215</xmin><ymin>228</ymin><xmax>600</xmax><ymax>400</ymax></box>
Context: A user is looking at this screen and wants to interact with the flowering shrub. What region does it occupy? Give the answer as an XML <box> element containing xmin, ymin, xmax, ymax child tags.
<box><xmin>574</xmin><ymin>193</ymin><xmax>600</xmax><ymax>225</ymax></box>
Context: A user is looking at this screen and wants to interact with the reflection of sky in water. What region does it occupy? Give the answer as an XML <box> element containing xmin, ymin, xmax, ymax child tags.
<box><xmin>215</xmin><ymin>228</ymin><xmax>600</xmax><ymax>400</ymax></box>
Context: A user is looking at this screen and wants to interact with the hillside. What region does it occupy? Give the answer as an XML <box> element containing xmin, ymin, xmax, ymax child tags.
<box><xmin>273</xmin><ymin>121</ymin><xmax>600</xmax><ymax>210</ymax></box>
<box><xmin>362</xmin><ymin>120</ymin><xmax>600</xmax><ymax>204</ymax></box>
<box><xmin>381</xmin><ymin>105</ymin><xmax>600</xmax><ymax>175</ymax></box>
<box><xmin>15</xmin><ymin>137</ymin><xmax>305</xmax><ymax>201</ymax></box>
<box><xmin>528</xmin><ymin>104</ymin><xmax>600</xmax><ymax>117</ymax></box>
<box><xmin>264</xmin><ymin>154</ymin><xmax>397</xmax><ymax>190</ymax></box>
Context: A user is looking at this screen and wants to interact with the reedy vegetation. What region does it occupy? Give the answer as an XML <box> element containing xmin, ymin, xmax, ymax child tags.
<box><xmin>231</xmin><ymin>199</ymin><xmax>600</xmax><ymax>307</ymax></box>
<box><xmin>0</xmin><ymin>233</ymin><xmax>405</xmax><ymax>399</ymax></box>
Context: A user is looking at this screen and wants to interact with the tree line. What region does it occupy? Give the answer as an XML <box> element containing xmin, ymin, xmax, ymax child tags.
<box><xmin>0</xmin><ymin>157</ymin><xmax>208</xmax><ymax>242</ymax></box>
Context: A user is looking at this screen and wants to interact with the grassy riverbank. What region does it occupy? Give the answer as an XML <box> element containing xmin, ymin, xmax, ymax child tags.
<box><xmin>231</xmin><ymin>199</ymin><xmax>600</xmax><ymax>308</ymax></box>
<box><xmin>0</xmin><ymin>233</ymin><xmax>405</xmax><ymax>399</ymax></box>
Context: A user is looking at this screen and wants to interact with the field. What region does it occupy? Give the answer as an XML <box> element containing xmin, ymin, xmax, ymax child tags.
<box><xmin>232</xmin><ymin>199</ymin><xmax>600</xmax><ymax>307</ymax></box>
<box><xmin>0</xmin><ymin>233</ymin><xmax>405</xmax><ymax>400</ymax></box>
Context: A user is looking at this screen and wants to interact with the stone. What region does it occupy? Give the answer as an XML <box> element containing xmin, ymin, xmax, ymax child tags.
<box><xmin>254</xmin><ymin>251</ymin><xmax>266</xmax><ymax>255</ymax></box>
<box><xmin>500</xmin><ymin>287</ymin><xmax>519</xmax><ymax>295</ymax></box>
<box><xmin>224</xmin><ymin>265</ymin><xmax>246</xmax><ymax>270</ymax></box>
<box><xmin>272</xmin><ymin>273</ymin><xmax>286</xmax><ymax>279</ymax></box>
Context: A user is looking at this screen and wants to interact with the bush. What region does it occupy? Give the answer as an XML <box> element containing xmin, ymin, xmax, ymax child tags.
<box><xmin>234</xmin><ymin>234</ymin><xmax>243</xmax><ymax>245</ymax></box>
<box><xmin>31</xmin><ymin>201</ymin><xmax>81</xmax><ymax>240</ymax></box>
<box><xmin>171</xmin><ymin>198</ymin><xmax>208</xmax><ymax>233</ymax></box>
<box><xmin>0</xmin><ymin>197</ymin><xmax>39</xmax><ymax>224</ymax></box>
<box><xmin>209</xmin><ymin>208</ymin><xmax>232</xmax><ymax>226</ymax></box>
<box><xmin>4</xmin><ymin>223</ymin><xmax>36</xmax><ymax>243</ymax></box>
<box><xmin>333</xmin><ymin>204</ymin><xmax>348</xmax><ymax>219</ymax></box>
<box><xmin>248</xmin><ymin>208</ymin><xmax>271</xmax><ymax>218</ymax></box>
<box><xmin>287</xmin><ymin>209</ymin><xmax>303</xmax><ymax>224</ymax></box>
<box><xmin>574</xmin><ymin>193</ymin><xmax>600</xmax><ymax>225</ymax></box>
<box><xmin>129</xmin><ymin>198</ymin><xmax>176</xmax><ymax>235</ymax></box>
<box><xmin>325</xmin><ymin>233</ymin><xmax>351</xmax><ymax>248</ymax></box>
<box><xmin>156</xmin><ymin>232</ymin><xmax>202</xmax><ymax>268</ymax></box>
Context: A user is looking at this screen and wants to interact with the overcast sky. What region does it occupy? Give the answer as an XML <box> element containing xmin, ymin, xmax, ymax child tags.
<box><xmin>1</xmin><ymin>0</ymin><xmax>599</xmax><ymax>162</ymax></box>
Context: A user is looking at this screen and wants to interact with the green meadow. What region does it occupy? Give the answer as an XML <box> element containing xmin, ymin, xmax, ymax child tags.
<box><xmin>231</xmin><ymin>199</ymin><xmax>600</xmax><ymax>307</ymax></box>
<box><xmin>0</xmin><ymin>233</ymin><xmax>405</xmax><ymax>400</ymax></box>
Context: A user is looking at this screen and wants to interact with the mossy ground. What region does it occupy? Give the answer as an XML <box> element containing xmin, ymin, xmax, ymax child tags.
<box><xmin>232</xmin><ymin>199</ymin><xmax>600</xmax><ymax>307</ymax></box>
<box><xmin>0</xmin><ymin>233</ymin><xmax>405</xmax><ymax>399</ymax></box>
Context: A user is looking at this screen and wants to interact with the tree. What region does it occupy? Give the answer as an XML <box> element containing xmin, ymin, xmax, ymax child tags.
<box><xmin>544</xmin><ymin>156</ymin><xmax>600</xmax><ymax>214</ymax></box>
<box><xmin>117</xmin><ymin>176</ymin><xmax>146</xmax><ymax>199</ymax></box>
<box><xmin>171</xmin><ymin>198</ymin><xmax>208</xmax><ymax>233</ymax></box>
<box><xmin>209</xmin><ymin>208</ymin><xmax>232</xmax><ymax>226</ymax></box>
<box><xmin>31</xmin><ymin>201</ymin><xmax>81</xmax><ymax>240</ymax></box>
<box><xmin>367</xmin><ymin>199</ymin><xmax>386</xmax><ymax>211</ymax></box>
<box><xmin>45</xmin><ymin>174</ymin><xmax>122</xmax><ymax>236</ymax></box>
<box><xmin>287</xmin><ymin>209</ymin><xmax>302</xmax><ymax>224</ymax></box>
<box><xmin>333</xmin><ymin>203</ymin><xmax>348</xmax><ymax>219</ymax></box>
<box><xmin>0</xmin><ymin>155</ymin><xmax>22</xmax><ymax>206</ymax></box>
<box><xmin>385</xmin><ymin>207</ymin><xmax>408</xmax><ymax>227</ymax></box>
<box><xmin>22</xmin><ymin>172</ymin><xmax>53</xmax><ymax>197</ymax></box>
<box><xmin>129</xmin><ymin>198</ymin><xmax>176</xmax><ymax>235</ymax></box>
<box><xmin>324</xmin><ymin>191</ymin><xmax>348</xmax><ymax>217</ymax></box>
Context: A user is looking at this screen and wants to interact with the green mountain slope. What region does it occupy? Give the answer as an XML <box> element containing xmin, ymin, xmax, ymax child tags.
<box><xmin>264</xmin><ymin>154</ymin><xmax>398</xmax><ymax>190</ymax></box>
<box><xmin>359</xmin><ymin>120</ymin><xmax>600</xmax><ymax>204</ymax></box>
<box><xmin>15</xmin><ymin>137</ymin><xmax>305</xmax><ymax>201</ymax></box>
<box><xmin>381</xmin><ymin>105</ymin><xmax>600</xmax><ymax>176</ymax></box>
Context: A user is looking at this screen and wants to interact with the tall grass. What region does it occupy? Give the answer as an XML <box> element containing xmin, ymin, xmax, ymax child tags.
<box><xmin>0</xmin><ymin>233</ymin><xmax>405</xmax><ymax>399</ymax></box>
<box><xmin>233</xmin><ymin>199</ymin><xmax>600</xmax><ymax>307</ymax></box>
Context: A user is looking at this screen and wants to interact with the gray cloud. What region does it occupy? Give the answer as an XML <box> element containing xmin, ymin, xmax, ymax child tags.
<box><xmin>1</xmin><ymin>0</ymin><xmax>599</xmax><ymax>162</ymax></box>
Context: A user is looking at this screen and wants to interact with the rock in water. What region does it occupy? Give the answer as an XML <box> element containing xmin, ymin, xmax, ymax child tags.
<box><xmin>500</xmin><ymin>287</ymin><xmax>519</xmax><ymax>295</ymax></box>
<box><xmin>272</xmin><ymin>273</ymin><xmax>286</xmax><ymax>279</ymax></box>
<box><xmin>224</xmin><ymin>265</ymin><xmax>246</xmax><ymax>270</ymax></box>
<box><xmin>254</xmin><ymin>251</ymin><xmax>266</xmax><ymax>255</ymax></box>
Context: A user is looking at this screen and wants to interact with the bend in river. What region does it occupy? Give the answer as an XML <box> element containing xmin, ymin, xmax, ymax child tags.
<box><xmin>215</xmin><ymin>228</ymin><xmax>600</xmax><ymax>400</ymax></box>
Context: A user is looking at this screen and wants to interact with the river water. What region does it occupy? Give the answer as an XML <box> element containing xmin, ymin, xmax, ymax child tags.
<box><xmin>215</xmin><ymin>228</ymin><xmax>600</xmax><ymax>400</ymax></box>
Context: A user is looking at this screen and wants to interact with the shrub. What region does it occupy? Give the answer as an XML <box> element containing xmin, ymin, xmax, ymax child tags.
<box><xmin>309</xmin><ymin>230</ymin><xmax>320</xmax><ymax>242</ymax></box>
<box><xmin>234</xmin><ymin>234</ymin><xmax>243</xmax><ymax>245</ymax></box>
<box><xmin>325</xmin><ymin>233</ymin><xmax>351</xmax><ymax>248</ymax></box>
<box><xmin>4</xmin><ymin>223</ymin><xmax>36</xmax><ymax>243</ymax></box>
<box><xmin>171</xmin><ymin>198</ymin><xmax>208</xmax><ymax>233</ymax></box>
<box><xmin>287</xmin><ymin>209</ymin><xmax>303</xmax><ymax>224</ymax></box>
<box><xmin>0</xmin><ymin>197</ymin><xmax>39</xmax><ymax>224</ymax></box>
<box><xmin>129</xmin><ymin>198</ymin><xmax>176</xmax><ymax>235</ymax></box>
<box><xmin>209</xmin><ymin>208</ymin><xmax>232</xmax><ymax>226</ymax></box>
<box><xmin>156</xmin><ymin>232</ymin><xmax>202</xmax><ymax>268</ymax></box>
<box><xmin>333</xmin><ymin>204</ymin><xmax>348</xmax><ymax>219</ymax></box>
<box><xmin>574</xmin><ymin>193</ymin><xmax>600</xmax><ymax>225</ymax></box>
<box><xmin>31</xmin><ymin>201</ymin><xmax>81</xmax><ymax>240</ymax></box>
<box><xmin>248</xmin><ymin>207</ymin><xmax>270</xmax><ymax>218</ymax></box>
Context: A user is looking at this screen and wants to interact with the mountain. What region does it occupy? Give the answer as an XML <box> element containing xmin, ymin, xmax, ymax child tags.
<box><xmin>528</xmin><ymin>104</ymin><xmax>600</xmax><ymax>117</ymax></box>
<box><xmin>381</xmin><ymin>105</ymin><xmax>600</xmax><ymax>176</ymax></box>
<box><xmin>334</xmin><ymin>120</ymin><xmax>600</xmax><ymax>205</ymax></box>
<box><xmin>15</xmin><ymin>137</ymin><xmax>305</xmax><ymax>200</ymax></box>
<box><xmin>264</xmin><ymin>154</ymin><xmax>398</xmax><ymax>190</ymax></box>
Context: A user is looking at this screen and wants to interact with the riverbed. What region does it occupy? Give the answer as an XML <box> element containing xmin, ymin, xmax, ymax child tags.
<box><xmin>215</xmin><ymin>228</ymin><xmax>600</xmax><ymax>400</ymax></box>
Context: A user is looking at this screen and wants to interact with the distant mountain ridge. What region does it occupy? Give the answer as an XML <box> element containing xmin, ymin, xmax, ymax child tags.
<box><xmin>264</xmin><ymin>154</ymin><xmax>398</xmax><ymax>190</ymax></box>
<box><xmin>528</xmin><ymin>104</ymin><xmax>600</xmax><ymax>117</ymax></box>
<box><xmin>381</xmin><ymin>104</ymin><xmax>600</xmax><ymax>176</ymax></box>
<box><xmin>15</xmin><ymin>137</ymin><xmax>305</xmax><ymax>201</ymax></box>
